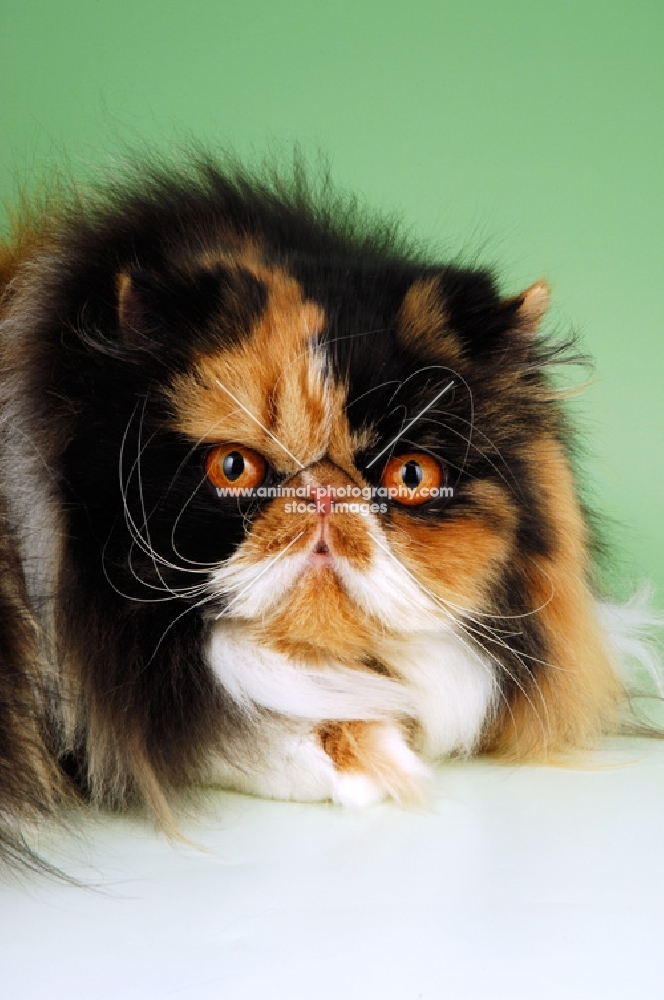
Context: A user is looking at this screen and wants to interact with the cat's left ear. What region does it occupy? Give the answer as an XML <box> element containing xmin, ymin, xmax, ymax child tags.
<box><xmin>115</xmin><ymin>268</ymin><xmax>219</xmax><ymax>350</ymax></box>
<box><xmin>510</xmin><ymin>280</ymin><xmax>550</xmax><ymax>334</ymax></box>
<box><xmin>116</xmin><ymin>270</ymin><xmax>154</xmax><ymax>345</ymax></box>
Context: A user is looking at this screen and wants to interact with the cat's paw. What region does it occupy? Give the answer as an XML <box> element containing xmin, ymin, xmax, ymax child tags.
<box><xmin>331</xmin><ymin>771</ymin><xmax>389</xmax><ymax>808</ymax></box>
<box><xmin>319</xmin><ymin>721</ymin><xmax>431</xmax><ymax>807</ymax></box>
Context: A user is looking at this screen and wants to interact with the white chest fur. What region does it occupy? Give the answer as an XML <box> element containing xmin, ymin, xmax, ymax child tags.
<box><xmin>207</xmin><ymin>622</ymin><xmax>497</xmax><ymax>804</ymax></box>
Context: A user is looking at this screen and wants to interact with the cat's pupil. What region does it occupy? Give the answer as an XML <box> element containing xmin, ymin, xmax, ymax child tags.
<box><xmin>401</xmin><ymin>460</ymin><xmax>423</xmax><ymax>489</ymax></box>
<box><xmin>223</xmin><ymin>451</ymin><xmax>245</xmax><ymax>481</ymax></box>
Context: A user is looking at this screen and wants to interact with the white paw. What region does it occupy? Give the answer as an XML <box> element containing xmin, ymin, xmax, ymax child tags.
<box><xmin>332</xmin><ymin>771</ymin><xmax>388</xmax><ymax>808</ymax></box>
<box><xmin>331</xmin><ymin>723</ymin><xmax>431</xmax><ymax>807</ymax></box>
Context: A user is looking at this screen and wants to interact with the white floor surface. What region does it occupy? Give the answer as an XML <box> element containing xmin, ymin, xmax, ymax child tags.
<box><xmin>3</xmin><ymin>738</ymin><xmax>664</xmax><ymax>999</ymax></box>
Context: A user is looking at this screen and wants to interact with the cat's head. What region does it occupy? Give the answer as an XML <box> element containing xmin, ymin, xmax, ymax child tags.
<box><xmin>74</xmin><ymin>241</ymin><xmax>559</xmax><ymax>674</ymax></box>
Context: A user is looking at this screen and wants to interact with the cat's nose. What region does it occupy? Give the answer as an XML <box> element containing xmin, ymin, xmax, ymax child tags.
<box><xmin>315</xmin><ymin>489</ymin><xmax>334</xmax><ymax>516</ymax></box>
<box><xmin>305</xmin><ymin>460</ymin><xmax>368</xmax><ymax>520</ymax></box>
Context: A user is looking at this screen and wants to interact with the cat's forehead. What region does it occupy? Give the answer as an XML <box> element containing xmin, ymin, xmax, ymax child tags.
<box><xmin>167</xmin><ymin>260</ymin><xmax>342</xmax><ymax>470</ymax></box>
<box><xmin>165</xmin><ymin>257</ymin><xmax>461</xmax><ymax>471</ymax></box>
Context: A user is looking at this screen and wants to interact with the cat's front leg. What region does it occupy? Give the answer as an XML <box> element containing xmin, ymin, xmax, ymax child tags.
<box><xmin>210</xmin><ymin>717</ymin><xmax>430</xmax><ymax>806</ymax></box>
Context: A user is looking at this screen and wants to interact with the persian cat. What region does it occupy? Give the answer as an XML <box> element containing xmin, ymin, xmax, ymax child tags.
<box><xmin>0</xmin><ymin>157</ymin><xmax>659</xmax><ymax>867</ymax></box>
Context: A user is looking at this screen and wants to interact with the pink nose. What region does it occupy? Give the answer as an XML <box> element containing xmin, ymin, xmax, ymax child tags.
<box><xmin>315</xmin><ymin>488</ymin><xmax>334</xmax><ymax>516</ymax></box>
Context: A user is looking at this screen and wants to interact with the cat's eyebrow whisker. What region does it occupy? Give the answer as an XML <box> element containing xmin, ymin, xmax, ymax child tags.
<box><xmin>384</xmin><ymin>365</ymin><xmax>445</xmax><ymax>409</ymax></box>
<box><xmin>346</xmin><ymin>378</ymin><xmax>403</xmax><ymax>411</ymax></box>
<box><xmin>213</xmin><ymin>531</ymin><xmax>306</xmax><ymax>621</ymax></box>
<box><xmin>429</xmin><ymin>410</ymin><xmax>520</xmax><ymax>493</ymax></box>
<box><xmin>380</xmin><ymin>365</ymin><xmax>475</xmax><ymax>486</ymax></box>
<box><xmin>215</xmin><ymin>378</ymin><xmax>304</xmax><ymax>469</ymax></box>
<box><xmin>417</xmin><ymin>418</ymin><xmax>517</xmax><ymax>498</ymax></box>
<box><xmin>325</xmin><ymin>327</ymin><xmax>386</xmax><ymax>347</ymax></box>
<box><xmin>375</xmin><ymin>404</ymin><xmax>409</xmax><ymax>469</ymax></box>
<box><xmin>366</xmin><ymin>380</ymin><xmax>454</xmax><ymax>469</ymax></box>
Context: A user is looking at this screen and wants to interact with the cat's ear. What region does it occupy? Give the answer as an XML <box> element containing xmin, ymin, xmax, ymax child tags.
<box><xmin>116</xmin><ymin>270</ymin><xmax>164</xmax><ymax>349</ymax></box>
<box><xmin>510</xmin><ymin>280</ymin><xmax>550</xmax><ymax>334</ymax></box>
<box><xmin>422</xmin><ymin>270</ymin><xmax>550</xmax><ymax>357</ymax></box>
<box><xmin>115</xmin><ymin>267</ymin><xmax>222</xmax><ymax>349</ymax></box>
<box><xmin>114</xmin><ymin>264</ymin><xmax>266</xmax><ymax>356</ymax></box>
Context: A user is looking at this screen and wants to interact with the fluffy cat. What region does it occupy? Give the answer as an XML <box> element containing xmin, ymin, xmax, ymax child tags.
<box><xmin>0</xmin><ymin>156</ymin><xmax>659</xmax><ymax>867</ymax></box>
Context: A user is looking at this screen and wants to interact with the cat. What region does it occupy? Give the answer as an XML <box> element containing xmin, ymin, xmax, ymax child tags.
<box><xmin>0</xmin><ymin>155</ymin><xmax>659</xmax><ymax>868</ymax></box>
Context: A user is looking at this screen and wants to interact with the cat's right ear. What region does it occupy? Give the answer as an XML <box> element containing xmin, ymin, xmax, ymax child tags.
<box><xmin>115</xmin><ymin>269</ymin><xmax>170</xmax><ymax>351</ymax></box>
<box><xmin>511</xmin><ymin>281</ymin><xmax>550</xmax><ymax>334</ymax></box>
<box><xmin>113</xmin><ymin>264</ymin><xmax>268</xmax><ymax>358</ymax></box>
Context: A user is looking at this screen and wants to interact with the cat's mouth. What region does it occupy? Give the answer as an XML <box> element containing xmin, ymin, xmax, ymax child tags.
<box><xmin>310</xmin><ymin>538</ymin><xmax>332</xmax><ymax>567</ymax></box>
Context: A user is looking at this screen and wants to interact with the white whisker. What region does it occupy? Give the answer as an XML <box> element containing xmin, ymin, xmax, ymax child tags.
<box><xmin>365</xmin><ymin>380</ymin><xmax>454</xmax><ymax>468</ymax></box>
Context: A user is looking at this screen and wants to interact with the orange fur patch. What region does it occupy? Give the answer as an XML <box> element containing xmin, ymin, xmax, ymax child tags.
<box><xmin>0</xmin><ymin>215</ymin><xmax>58</xmax><ymax>308</ymax></box>
<box><xmin>398</xmin><ymin>276</ymin><xmax>462</xmax><ymax>359</ymax></box>
<box><xmin>244</xmin><ymin>460</ymin><xmax>380</xmax><ymax>663</ymax></box>
<box><xmin>167</xmin><ymin>262</ymin><xmax>329</xmax><ymax>471</ymax></box>
<box><xmin>389</xmin><ymin>479</ymin><xmax>517</xmax><ymax>609</ymax></box>
<box><xmin>318</xmin><ymin>720</ymin><xmax>382</xmax><ymax>771</ymax></box>
<box><xmin>252</xmin><ymin>568</ymin><xmax>378</xmax><ymax>665</ymax></box>
<box><xmin>482</xmin><ymin>437</ymin><xmax>621</xmax><ymax>759</ymax></box>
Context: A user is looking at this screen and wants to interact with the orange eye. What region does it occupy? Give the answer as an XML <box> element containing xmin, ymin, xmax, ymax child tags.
<box><xmin>381</xmin><ymin>452</ymin><xmax>444</xmax><ymax>506</ymax></box>
<box><xmin>205</xmin><ymin>444</ymin><xmax>267</xmax><ymax>490</ymax></box>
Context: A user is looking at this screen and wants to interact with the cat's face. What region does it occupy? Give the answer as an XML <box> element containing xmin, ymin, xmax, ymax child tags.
<box><xmin>99</xmin><ymin>249</ymin><xmax>554</xmax><ymax>672</ymax></box>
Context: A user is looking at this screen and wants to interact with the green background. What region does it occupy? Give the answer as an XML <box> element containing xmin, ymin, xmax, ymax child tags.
<box><xmin>1</xmin><ymin>0</ymin><xmax>662</xmax><ymax>600</ymax></box>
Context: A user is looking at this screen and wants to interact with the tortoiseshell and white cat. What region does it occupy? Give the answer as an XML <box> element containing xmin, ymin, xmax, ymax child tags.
<box><xmin>0</xmin><ymin>158</ymin><xmax>659</xmax><ymax>865</ymax></box>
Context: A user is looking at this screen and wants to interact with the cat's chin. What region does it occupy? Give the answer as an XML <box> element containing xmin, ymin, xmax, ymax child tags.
<box><xmin>305</xmin><ymin>550</ymin><xmax>335</xmax><ymax>571</ymax></box>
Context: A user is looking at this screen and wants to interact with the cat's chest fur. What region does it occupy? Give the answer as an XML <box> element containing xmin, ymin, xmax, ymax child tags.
<box><xmin>206</xmin><ymin>618</ymin><xmax>497</xmax><ymax>804</ymax></box>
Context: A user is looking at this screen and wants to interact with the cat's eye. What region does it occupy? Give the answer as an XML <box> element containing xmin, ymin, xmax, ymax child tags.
<box><xmin>205</xmin><ymin>444</ymin><xmax>267</xmax><ymax>490</ymax></box>
<box><xmin>380</xmin><ymin>452</ymin><xmax>445</xmax><ymax>506</ymax></box>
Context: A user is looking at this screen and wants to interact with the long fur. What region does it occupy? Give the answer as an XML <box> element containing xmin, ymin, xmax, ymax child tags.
<box><xmin>0</xmin><ymin>153</ymin><xmax>660</xmax><ymax>872</ymax></box>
